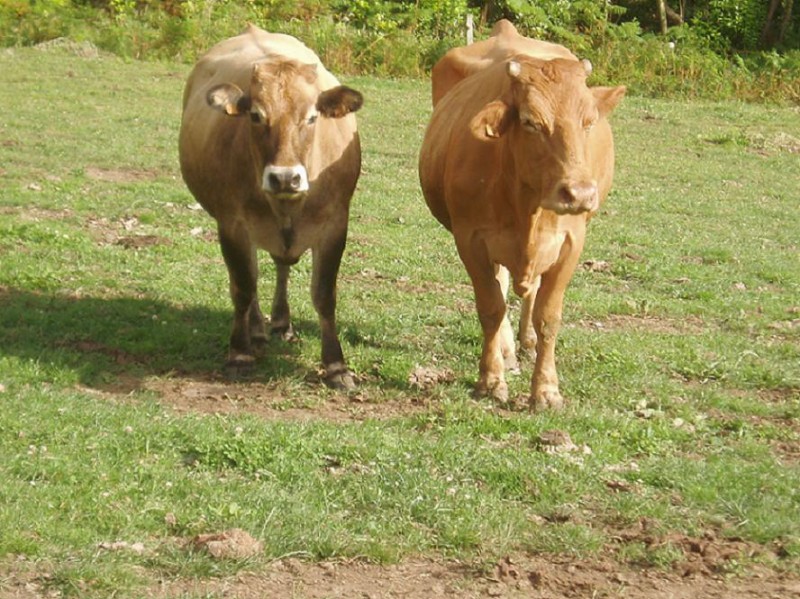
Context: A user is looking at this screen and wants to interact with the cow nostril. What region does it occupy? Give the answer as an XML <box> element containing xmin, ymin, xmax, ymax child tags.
<box><xmin>290</xmin><ymin>173</ymin><xmax>302</xmax><ymax>190</ymax></box>
<box><xmin>558</xmin><ymin>182</ymin><xmax>598</xmax><ymax>211</ymax></box>
<box><xmin>268</xmin><ymin>173</ymin><xmax>281</xmax><ymax>191</ymax></box>
<box><xmin>559</xmin><ymin>185</ymin><xmax>575</xmax><ymax>205</ymax></box>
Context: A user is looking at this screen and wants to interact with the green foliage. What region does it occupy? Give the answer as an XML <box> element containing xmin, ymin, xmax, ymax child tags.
<box><xmin>691</xmin><ymin>0</ymin><xmax>768</xmax><ymax>52</ymax></box>
<box><xmin>1</xmin><ymin>0</ymin><xmax>798</xmax><ymax>104</ymax></box>
<box><xmin>506</xmin><ymin>0</ymin><xmax>624</xmax><ymax>41</ymax></box>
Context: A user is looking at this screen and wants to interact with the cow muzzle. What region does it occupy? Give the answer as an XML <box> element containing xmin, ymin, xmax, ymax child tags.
<box><xmin>548</xmin><ymin>180</ymin><xmax>599</xmax><ymax>215</ymax></box>
<box><xmin>262</xmin><ymin>165</ymin><xmax>310</xmax><ymax>198</ymax></box>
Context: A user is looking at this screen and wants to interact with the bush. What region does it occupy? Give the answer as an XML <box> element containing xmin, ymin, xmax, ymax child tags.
<box><xmin>0</xmin><ymin>0</ymin><xmax>797</xmax><ymax>105</ymax></box>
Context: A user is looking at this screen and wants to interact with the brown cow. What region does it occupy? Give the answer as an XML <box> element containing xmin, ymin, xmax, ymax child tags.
<box><xmin>419</xmin><ymin>21</ymin><xmax>625</xmax><ymax>410</ymax></box>
<box><xmin>179</xmin><ymin>25</ymin><xmax>363</xmax><ymax>389</ymax></box>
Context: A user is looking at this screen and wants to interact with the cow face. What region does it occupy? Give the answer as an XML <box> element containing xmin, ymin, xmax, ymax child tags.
<box><xmin>471</xmin><ymin>58</ymin><xmax>624</xmax><ymax>215</ymax></box>
<box><xmin>206</xmin><ymin>60</ymin><xmax>363</xmax><ymax>213</ymax></box>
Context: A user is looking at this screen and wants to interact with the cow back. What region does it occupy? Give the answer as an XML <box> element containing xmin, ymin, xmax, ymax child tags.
<box><xmin>431</xmin><ymin>19</ymin><xmax>576</xmax><ymax>106</ymax></box>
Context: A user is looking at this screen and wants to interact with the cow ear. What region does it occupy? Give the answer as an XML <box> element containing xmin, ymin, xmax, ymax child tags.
<box><xmin>317</xmin><ymin>86</ymin><xmax>364</xmax><ymax>118</ymax></box>
<box><xmin>207</xmin><ymin>83</ymin><xmax>251</xmax><ymax>116</ymax></box>
<box><xmin>470</xmin><ymin>100</ymin><xmax>515</xmax><ymax>140</ymax></box>
<box><xmin>592</xmin><ymin>85</ymin><xmax>626</xmax><ymax>118</ymax></box>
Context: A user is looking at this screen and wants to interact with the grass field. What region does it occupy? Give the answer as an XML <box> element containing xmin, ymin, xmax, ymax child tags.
<box><xmin>0</xmin><ymin>45</ymin><xmax>799</xmax><ymax>597</ymax></box>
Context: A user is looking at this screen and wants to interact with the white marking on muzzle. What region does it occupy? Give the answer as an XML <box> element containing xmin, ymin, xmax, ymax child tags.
<box><xmin>262</xmin><ymin>165</ymin><xmax>310</xmax><ymax>196</ymax></box>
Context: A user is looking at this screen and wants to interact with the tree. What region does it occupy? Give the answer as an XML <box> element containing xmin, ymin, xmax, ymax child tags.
<box><xmin>657</xmin><ymin>0</ymin><xmax>667</xmax><ymax>33</ymax></box>
<box><xmin>759</xmin><ymin>0</ymin><xmax>795</xmax><ymax>48</ymax></box>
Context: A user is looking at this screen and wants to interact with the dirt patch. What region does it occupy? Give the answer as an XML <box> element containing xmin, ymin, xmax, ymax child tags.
<box><xmin>114</xmin><ymin>234</ymin><xmax>171</xmax><ymax>249</ymax></box>
<box><xmin>190</xmin><ymin>529</ymin><xmax>263</xmax><ymax>560</ymax></box>
<box><xmin>0</xmin><ymin>206</ymin><xmax>74</xmax><ymax>221</ymax></box>
<box><xmin>85</xmin><ymin>215</ymin><xmax>170</xmax><ymax>248</ymax></box>
<box><xmin>85</xmin><ymin>166</ymin><xmax>159</xmax><ymax>183</ymax></box>
<box><xmin>148</xmin><ymin>553</ymin><xmax>800</xmax><ymax>598</ymax></box>
<box><xmin>575</xmin><ymin>314</ymin><xmax>707</xmax><ymax>335</ymax></box>
<box><xmin>144</xmin><ymin>377</ymin><xmax>432</xmax><ymax>423</ymax></box>
<box><xmin>3</xmin><ymin>550</ymin><xmax>798</xmax><ymax>599</ymax></box>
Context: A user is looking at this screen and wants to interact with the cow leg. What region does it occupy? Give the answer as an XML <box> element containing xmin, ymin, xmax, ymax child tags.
<box><xmin>218</xmin><ymin>225</ymin><xmax>264</xmax><ymax>371</ymax></box>
<box><xmin>268</xmin><ymin>258</ymin><xmax>295</xmax><ymax>341</ymax></box>
<box><xmin>311</xmin><ymin>230</ymin><xmax>355</xmax><ymax>391</ymax></box>
<box><xmin>456</xmin><ymin>236</ymin><xmax>508</xmax><ymax>402</ymax></box>
<box><xmin>529</xmin><ymin>257</ymin><xmax>580</xmax><ymax>412</ymax></box>
<box><xmin>518</xmin><ymin>275</ymin><xmax>541</xmax><ymax>354</ymax></box>
<box><xmin>495</xmin><ymin>264</ymin><xmax>519</xmax><ymax>373</ymax></box>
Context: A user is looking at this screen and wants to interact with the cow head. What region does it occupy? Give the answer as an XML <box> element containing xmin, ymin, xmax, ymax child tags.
<box><xmin>471</xmin><ymin>57</ymin><xmax>625</xmax><ymax>215</ymax></box>
<box><xmin>206</xmin><ymin>60</ymin><xmax>363</xmax><ymax>214</ymax></box>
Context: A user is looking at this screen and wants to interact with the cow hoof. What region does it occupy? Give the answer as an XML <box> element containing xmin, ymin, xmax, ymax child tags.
<box><xmin>504</xmin><ymin>354</ymin><xmax>520</xmax><ymax>375</ymax></box>
<box><xmin>270</xmin><ymin>324</ymin><xmax>297</xmax><ymax>342</ymax></box>
<box><xmin>324</xmin><ymin>363</ymin><xmax>357</xmax><ymax>391</ymax></box>
<box><xmin>224</xmin><ymin>354</ymin><xmax>256</xmax><ymax>379</ymax></box>
<box><xmin>531</xmin><ymin>388</ymin><xmax>565</xmax><ymax>412</ymax></box>
<box><xmin>475</xmin><ymin>378</ymin><xmax>509</xmax><ymax>403</ymax></box>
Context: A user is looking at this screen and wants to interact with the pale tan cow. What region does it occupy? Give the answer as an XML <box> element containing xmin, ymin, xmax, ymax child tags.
<box><xmin>179</xmin><ymin>25</ymin><xmax>363</xmax><ymax>389</ymax></box>
<box><xmin>419</xmin><ymin>21</ymin><xmax>625</xmax><ymax>410</ymax></box>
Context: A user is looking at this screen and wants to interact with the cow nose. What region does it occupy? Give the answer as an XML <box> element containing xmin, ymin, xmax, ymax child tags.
<box><xmin>558</xmin><ymin>181</ymin><xmax>598</xmax><ymax>212</ymax></box>
<box><xmin>262</xmin><ymin>165</ymin><xmax>309</xmax><ymax>195</ymax></box>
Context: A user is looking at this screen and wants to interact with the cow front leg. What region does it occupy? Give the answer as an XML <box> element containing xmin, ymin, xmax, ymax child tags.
<box><xmin>269</xmin><ymin>258</ymin><xmax>295</xmax><ymax>341</ymax></box>
<box><xmin>529</xmin><ymin>260</ymin><xmax>579</xmax><ymax>411</ymax></box>
<box><xmin>311</xmin><ymin>231</ymin><xmax>355</xmax><ymax>391</ymax></box>
<box><xmin>456</xmin><ymin>236</ymin><xmax>508</xmax><ymax>402</ymax></box>
<box><xmin>219</xmin><ymin>226</ymin><xmax>264</xmax><ymax>372</ymax></box>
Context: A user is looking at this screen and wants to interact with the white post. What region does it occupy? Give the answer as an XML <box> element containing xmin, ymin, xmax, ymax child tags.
<box><xmin>466</xmin><ymin>13</ymin><xmax>474</xmax><ymax>45</ymax></box>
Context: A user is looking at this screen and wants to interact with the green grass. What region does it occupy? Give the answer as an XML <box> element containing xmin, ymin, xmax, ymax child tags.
<box><xmin>1</xmin><ymin>45</ymin><xmax>799</xmax><ymax>597</ymax></box>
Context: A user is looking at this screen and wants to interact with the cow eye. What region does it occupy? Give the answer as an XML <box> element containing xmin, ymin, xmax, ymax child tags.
<box><xmin>521</xmin><ymin>118</ymin><xmax>543</xmax><ymax>133</ymax></box>
<box><xmin>250</xmin><ymin>111</ymin><xmax>263</xmax><ymax>124</ymax></box>
<box><xmin>307</xmin><ymin>112</ymin><xmax>318</xmax><ymax>126</ymax></box>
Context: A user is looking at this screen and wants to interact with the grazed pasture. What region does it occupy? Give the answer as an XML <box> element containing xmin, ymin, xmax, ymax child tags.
<box><xmin>0</xmin><ymin>45</ymin><xmax>798</xmax><ymax>598</ymax></box>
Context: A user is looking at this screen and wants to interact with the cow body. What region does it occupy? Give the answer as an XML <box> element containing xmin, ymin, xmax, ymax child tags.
<box><xmin>419</xmin><ymin>21</ymin><xmax>625</xmax><ymax>410</ymax></box>
<box><xmin>179</xmin><ymin>25</ymin><xmax>363</xmax><ymax>388</ymax></box>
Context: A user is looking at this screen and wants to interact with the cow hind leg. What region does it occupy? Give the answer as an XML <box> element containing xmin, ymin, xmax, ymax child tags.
<box><xmin>518</xmin><ymin>275</ymin><xmax>541</xmax><ymax>355</ymax></box>
<box><xmin>268</xmin><ymin>259</ymin><xmax>296</xmax><ymax>341</ymax></box>
<box><xmin>495</xmin><ymin>265</ymin><xmax>519</xmax><ymax>373</ymax></box>
<box><xmin>219</xmin><ymin>226</ymin><xmax>262</xmax><ymax>375</ymax></box>
<box><xmin>311</xmin><ymin>232</ymin><xmax>355</xmax><ymax>391</ymax></box>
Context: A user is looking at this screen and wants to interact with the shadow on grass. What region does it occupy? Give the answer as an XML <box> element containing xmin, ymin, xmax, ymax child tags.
<box><xmin>0</xmin><ymin>287</ymin><xmax>410</xmax><ymax>393</ymax></box>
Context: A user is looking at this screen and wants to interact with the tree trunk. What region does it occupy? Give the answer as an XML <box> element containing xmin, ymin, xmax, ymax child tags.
<box><xmin>778</xmin><ymin>0</ymin><xmax>794</xmax><ymax>45</ymax></box>
<box><xmin>665</xmin><ymin>3</ymin><xmax>684</xmax><ymax>25</ymax></box>
<box><xmin>760</xmin><ymin>0</ymin><xmax>782</xmax><ymax>47</ymax></box>
<box><xmin>657</xmin><ymin>0</ymin><xmax>668</xmax><ymax>34</ymax></box>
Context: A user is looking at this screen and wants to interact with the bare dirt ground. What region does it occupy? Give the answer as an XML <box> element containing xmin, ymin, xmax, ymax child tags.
<box><xmin>150</xmin><ymin>554</ymin><xmax>800</xmax><ymax>599</ymax></box>
<box><xmin>5</xmin><ymin>551</ymin><xmax>799</xmax><ymax>599</ymax></box>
